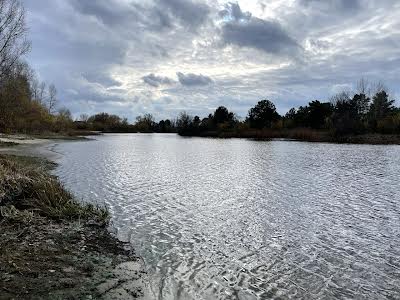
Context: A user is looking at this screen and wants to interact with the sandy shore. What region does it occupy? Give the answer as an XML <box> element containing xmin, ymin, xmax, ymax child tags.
<box><xmin>0</xmin><ymin>134</ymin><xmax>61</xmax><ymax>159</ymax></box>
<box><xmin>0</xmin><ymin>134</ymin><xmax>49</xmax><ymax>144</ymax></box>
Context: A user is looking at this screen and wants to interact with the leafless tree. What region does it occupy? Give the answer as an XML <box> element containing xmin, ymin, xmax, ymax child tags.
<box><xmin>356</xmin><ymin>78</ymin><xmax>371</xmax><ymax>96</ymax></box>
<box><xmin>47</xmin><ymin>83</ymin><xmax>57</xmax><ymax>113</ymax></box>
<box><xmin>371</xmin><ymin>81</ymin><xmax>388</xmax><ymax>95</ymax></box>
<box><xmin>30</xmin><ymin>75</ymin><xmax>39</xmax><ymax>100</ymax></box>
<box><xmin>330</xmin><ymin>91</ymin><xmax>351</xmax><ymax>105</ymax></box>
<box><xmin>0</xmin><ymin>0</ymin><xmax>31</xmax><ymax>81</ymax></box>
<box><xmin>79</xmin><ymin>113</ymin><xmax>89</xmax><ymax>122</ymax></box>
<box><xmin>38</xmin><ymin>81</ymin><xmax>46</xmax><ymax>102</ymax></box>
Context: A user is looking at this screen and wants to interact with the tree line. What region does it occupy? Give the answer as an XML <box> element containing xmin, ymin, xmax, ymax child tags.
<box><xmin>173</xmin><ymin>80</ymin><xmax>400</xmax><ymax>139</ymax></box>
<box><xmin>0</xmin><ymin>0</ymin><xmax>70</xmax><ymax>134</ymax></box>
<box><xmin>76</xmin><ymin>79</ymin><xmax>399</xmax><ymax>142</ymax></box>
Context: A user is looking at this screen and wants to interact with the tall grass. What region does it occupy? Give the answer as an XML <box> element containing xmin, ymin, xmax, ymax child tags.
<box><xmin>0</xmin><ymin>155</ymin><xmax>109</xmax><ymax>224</ymax></box>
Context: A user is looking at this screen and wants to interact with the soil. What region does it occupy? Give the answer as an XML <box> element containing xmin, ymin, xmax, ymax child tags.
<box><xmin>0</xmin><ymin>219</ymin><xmax>147</xmax><ymax>300</ymax></box>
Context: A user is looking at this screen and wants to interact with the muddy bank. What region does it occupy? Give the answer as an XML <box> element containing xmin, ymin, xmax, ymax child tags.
<box><xmin>0</xmin><ymin>153</ymin><xmax>148</xmax><ymax>300</ymax></box>
<box><xmin>0</xmin><ymin>220</ymin><xmax>146</xmax><ymax>299</ymax></box>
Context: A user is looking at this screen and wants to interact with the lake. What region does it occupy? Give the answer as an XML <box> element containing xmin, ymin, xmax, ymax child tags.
<box><xmin>53</xmin><ymin>134</ymin><xmax>400</xmax><ymax>299</ymax></box>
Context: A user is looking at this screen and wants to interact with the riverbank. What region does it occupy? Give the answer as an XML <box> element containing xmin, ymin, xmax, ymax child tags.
<box><xmin>0</xmin><ymin>151</ymin><xmax>146</xmax><ymax>299</ymax></box>
<box><xmin>179</xmin><ymin>129</ymin><xmax>400</xmax><ymax>145</ymax></box>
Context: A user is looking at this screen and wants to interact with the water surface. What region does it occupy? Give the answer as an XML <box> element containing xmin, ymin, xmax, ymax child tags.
<box><xmin>53</xmin><ymin>134</ymin><xmax>400</xmax><ymax>299</ymax></box>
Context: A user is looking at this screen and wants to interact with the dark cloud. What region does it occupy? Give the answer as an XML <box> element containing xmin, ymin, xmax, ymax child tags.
<box><xmin>219</xmin><ymin>3</ymin><xmax>300</xmax><ymax>56</ymax></box>
<box><xmin>177</xmin><ymin>72</ymin><xmax>213</xmax><ymax>86</ymax></box>
<box><xmin>298</xmin><ymin>0</ymin><xmax>362</xmax><ymax>11</ymax></box>
<box><xmin>82</xmin><ymin>72</ymin><xmax>121</xmax><ymax>87</ymax></box>
<box><xmin>70</xmin><ymin>0</ymin><xmax>139</xmax><ymax>26</ymax></box>
<box><xmin>156</xmin><ymin>0</ymin><xmax>210</xmax><ymax>29</ymax></box>
<box><xmin>70</xmin><ymin>0</ymin><xmax>210</xmax><ymax>33</ymax></box>
<box><xmin>219</xmin><ymin>2</ymin><xmax>251</xmax><ymax>21</ymax></box>
<box><xmin>142</xmin><ymin>73</ymin><xmax>175</xmax><ymax>87</ymax></box>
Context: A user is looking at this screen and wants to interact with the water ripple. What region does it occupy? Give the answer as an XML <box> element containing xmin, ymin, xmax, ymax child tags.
<box><xmin>54</xmin><ymin>134</ymin><xmax>400</xmax><ymax>299</ymax></box>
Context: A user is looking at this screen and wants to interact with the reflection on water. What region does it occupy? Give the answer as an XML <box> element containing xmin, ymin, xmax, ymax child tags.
<box><xmin>53</xmin><ymin>134</ymin><xmax>400</xmax><ymax>299</ymax></box>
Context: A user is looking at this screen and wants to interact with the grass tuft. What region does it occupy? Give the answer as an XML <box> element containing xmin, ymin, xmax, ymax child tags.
<box><xmin>0</xmin><ymin>155</ymin><xmax>109</xmax><ymax>225</ymax></box>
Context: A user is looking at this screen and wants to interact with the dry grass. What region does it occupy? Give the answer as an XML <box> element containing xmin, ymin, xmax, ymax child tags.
<box><xmin>0</xmin><ymin>140</ymin><xmax>18</xmax><ymax>147</ymax></box>
<box><xmin>0</xmin><ymin>155</ymin><xmax>109</xmax><ymax>224</ymax></box>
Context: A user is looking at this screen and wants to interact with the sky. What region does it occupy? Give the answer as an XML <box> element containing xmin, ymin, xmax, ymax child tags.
<box><xmin>23</xmin><ymin>0</ymin><xmax>400</xmax><ymax>121</ymax></box>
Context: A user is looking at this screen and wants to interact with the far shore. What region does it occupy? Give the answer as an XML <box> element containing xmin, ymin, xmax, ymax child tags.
<box><xmin>177</xmin><ymin>130</ymin><xmax>400</xmax><ymax>145</ymax></box>
<box><xmin>3</xmin><ymin>131</ymin><xmax>400</xmax><ymax>148</ymax></box>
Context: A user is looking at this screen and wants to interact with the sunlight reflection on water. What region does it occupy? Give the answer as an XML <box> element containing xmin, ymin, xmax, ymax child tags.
<box><xmin>53</xmin><ymin>134</ymin><xmax>400</xmax><ymax>299</ymax></box>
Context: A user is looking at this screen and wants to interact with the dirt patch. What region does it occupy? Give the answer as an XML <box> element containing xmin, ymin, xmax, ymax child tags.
<box><xmin>0</xmin><ymin>220</ymin><xmax>146</xmax><ymax>300</ymax></box>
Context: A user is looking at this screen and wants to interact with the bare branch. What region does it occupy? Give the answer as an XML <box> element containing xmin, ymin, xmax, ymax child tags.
<box><xmin>0</xmin><ymin>0</ymin><xmax>30</xmax><ymax>81</ymax></box>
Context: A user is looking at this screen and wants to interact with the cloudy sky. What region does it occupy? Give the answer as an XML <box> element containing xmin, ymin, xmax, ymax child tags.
<box><xmin>23</xmin><ymin>0</ymin><xmax>400</xmax><ymax>120</ymax></box>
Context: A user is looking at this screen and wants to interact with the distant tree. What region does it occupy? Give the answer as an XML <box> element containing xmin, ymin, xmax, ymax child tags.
<box><xmin>213</xmin><ymin>106</ymin><xmax>234</xmax><ymax>124</ymax></box>
<box><xmin>57</xmin><ymin>107</ymin><xmax>72</xmax><ymax>120</ymax></box>
<box><xmin>368</xmin><ymin>90</ymin><xmax>395</xmax><ymax>130</ymax></box>
<box><xmin>88</xmin><ymin>112</ymin><xmax>125</xmax><ymax>131</ymax></box>
<box><xmin>307</xmin><ymin>100</ymin><xmax>333</xmax><ymax>129</ymax></box>
<box><xmin>47</xmin><ymin>83</ymin><xmax>57</xmax><ymax>113</ymax></box>
<box><xmin>329</xmin><ymin>91</ymin><xmax>367</xmax><ymax>135</ymax></box>
<box><xmin>285</xmin><ymin>108</ymin><xmax>296</xmax><ymax>119</ymax></box>
<box><xmin>356</xmin><ymin>78</ymin><xmax>372</xmax><ymax>97</ymax></box>
<box><xmin>192</xmin><ymin>115</ymin><xmax>201</xmax><ymax>127</ymax></box>
<box><xmin>350</xmin><ymin>93</ymin><xmax>370</xmax><ymax>117</ymax></box>
<box><xmin>156</xmin><ymin>119</ymin><xmax>174</xmax><ymax>133</ymax></box>
<box><xmin>79</xmin><ymin>113</ymin><xmax>89</xmax><ymax>122</ymax></box>
<box><xmin>54</xmin><ymin>107</ymin><xmax>73</xmax><ymax>132</ymax></box>
<box><xmin>30</xmin><ymin>74</ymin><xmax>40</xmax><ymax>100</ymax></box>
<box><xmin>247</xmin><ymin>100</ymin><xmax>280</xmax><ymax>129</ymax></box>
<box><xmin>135</xmin><ymin>113</ymin><xmax>155</xmax><ymax>132</ymax></box>
<box><xmin>284</xmin><ymin>107</ymin><xmax>297</xmax><ymax>128</ymax></box>
<box><xmin>176</xmin><ymin>111</ymin><xmax>193</xmax><ymax>135</ymax></box>
<box><xmin>330</xmin><ymin>91</ymin><xmax>351</xmax><ymax>105</ymax></box>
<box><xmin>38</xmin><ymin>81</ymin><xmax>46</xmax><ymax>103</ymax></box>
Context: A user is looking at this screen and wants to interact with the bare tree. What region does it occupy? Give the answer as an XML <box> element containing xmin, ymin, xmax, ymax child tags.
<box><xmin>38</xmin><ymin>81</ymin><xmax>46</xmax><ymax>102</ymax></box>
<box><xmin>330</xmin><ymin>91</ymin><xmax>351</xmax><ymax>106</ymax></box>
<box><xmin>47</xmin><ymin>83</ymin><xmax>57</xmax><ymax>113</ymax></box>
<box><xmin>79</xmin><ymin>113</ymin><xmax>89</xmax><ymax>122</ymax></box>
<box><xmin>0</xmin><ymin>0</ymin><xmax>31</xmax><ymax>81</ymax></box>
<box><xmin>356</xmin><ymin>78</ymin><xmax>371</xmax><ymax>96</ymax></box>
<box><xmin>30</xmin><ymin>75</ymin><xmax>39</xmax><ymax>100</ymax></box>
<box><xmin>372</xmin><ymin>81</ymin><xmax>388</xmax><ymax>95</ymax></box>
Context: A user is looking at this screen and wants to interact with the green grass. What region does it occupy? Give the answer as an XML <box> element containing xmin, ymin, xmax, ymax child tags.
<box><xmin>0</xmin><ymin>154</ymin><xmax>109</xmax><ymax>225</ymax></box>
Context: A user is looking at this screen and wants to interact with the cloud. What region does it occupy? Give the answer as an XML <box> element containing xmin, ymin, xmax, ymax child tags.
<box><xmin>156</xmin><ymin>0</ymin><xmax>210</xmax><ymax>30</ymax></box>
<box><xmin>70</xmin><ymin>0</ymin><xmax>133</xmax><ymax>25</ymax></box>
<box><xmin>298</xmin><ymin>0</ymin><xmax>362</xmax><ymax>12</ymax></box>
<box><xmin>22</xmin><ymin>0</ymin><xmax>400</xmax><ymax>120</ymax></box>
<box><xmin>142</xmin><ymin>73</ymin><xmax>175</xmax><ymax>87</ymax></box>
<box><xmin>176</xmin><ymin>72</ymin><xmax>213</xmax><ymax>86</ymax></box>
<box><xmin>219</xmin><ymin>3</ymin><xmax>301</xmax><ymax>56</ymax></box>
<box><xmin>219</xmin><ymin>2</ymin><xmax>251</xmax><ymax>21</ymax></box>
<box><xmin>83</xmin><ymin>72</ymin><xmax>121</xmax><ymax>87</ymax></box>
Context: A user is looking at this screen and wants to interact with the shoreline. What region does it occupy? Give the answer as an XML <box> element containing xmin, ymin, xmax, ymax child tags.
<box><xmin>178</xmin><ymin>130</ymin><xmax>400</xmax><ymax>145</ymax></box>
<box><xmin>0</xmin><ymin>137</ymin><xmax>148</xmax><ymax>299</ymax></box>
